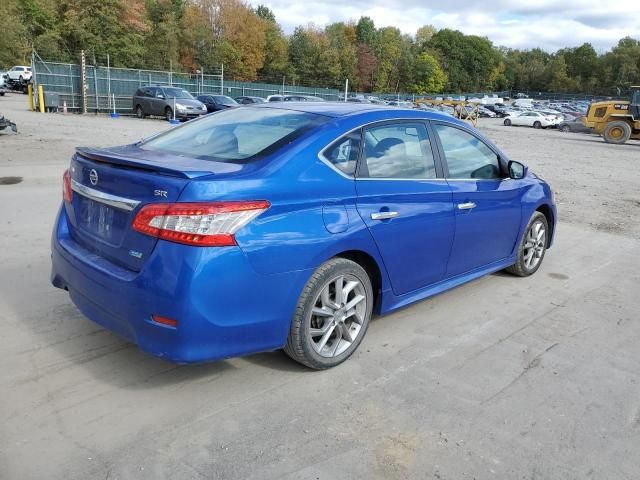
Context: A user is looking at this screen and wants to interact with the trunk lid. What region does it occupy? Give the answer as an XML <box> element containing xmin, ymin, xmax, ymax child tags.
<box><xmin>66</xmin><ymin>145</ymin><xmax>246</xmax><ymax>271</ymax></box>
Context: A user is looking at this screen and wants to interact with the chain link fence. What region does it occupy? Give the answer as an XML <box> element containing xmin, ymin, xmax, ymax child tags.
<box><xmin>32</xmin><ymin>58</ymin><xmax>342</xmax><ymax>114</ymax></box>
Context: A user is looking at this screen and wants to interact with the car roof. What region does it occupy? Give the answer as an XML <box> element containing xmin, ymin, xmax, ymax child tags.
<box><xmin>246</xmin><ymin>101</ymin><xmax>467</xmax><ymax>125</ymax></box>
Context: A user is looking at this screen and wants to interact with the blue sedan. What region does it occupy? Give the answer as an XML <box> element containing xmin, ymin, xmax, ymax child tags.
<box><xmin>51</xmin><ymin>103</ymin><xmax>556</xmax><ymax>369</ymax></box>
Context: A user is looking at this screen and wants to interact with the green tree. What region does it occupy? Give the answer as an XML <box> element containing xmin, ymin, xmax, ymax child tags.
<box><xmin>255</xmin><ymin>6</ymin><xmax>288</xmax><ymax>81</ymax></box>
<box><xmin>356</xmin><ymin>16</ymin><xmax>376</xmax><ymax>45</ymax></box>
<box><xmin>411</xmin><ymin>51</ymin><xmax>446</xmax><ymax>93</ymax></box>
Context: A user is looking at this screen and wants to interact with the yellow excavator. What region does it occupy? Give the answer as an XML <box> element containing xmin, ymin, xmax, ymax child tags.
<box><xmin>582</xmin><ymin>86</ymin><xmax>640</xmax><ymax>144</ymax></box>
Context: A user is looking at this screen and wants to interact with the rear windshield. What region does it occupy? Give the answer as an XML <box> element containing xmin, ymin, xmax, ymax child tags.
<box><xmin>140</xmin><ymin>107</ymin><xmax>327</xmax><ymax>163</ymax></box>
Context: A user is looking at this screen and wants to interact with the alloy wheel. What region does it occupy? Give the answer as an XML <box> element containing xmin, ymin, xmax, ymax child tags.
<box><xmin>308</xmin><ymin>274</ymin><xmax>367</xmax><ymax>358</ymax></box>
<box><xmin>523</xmin><ymin>221</ymin><xmax>546</xmax><ymax>270</ymax></box>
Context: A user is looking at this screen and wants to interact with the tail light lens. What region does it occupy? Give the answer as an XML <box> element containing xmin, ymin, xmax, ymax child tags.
<box><xmin>63</xmin><ymin>169</ymin><xmax>73</xmax><ymax>203</ymax></box>
<box><xmin>132</xmin><ymin>201</ymin><xmax>270</xmax><ymax>246</ymax></box>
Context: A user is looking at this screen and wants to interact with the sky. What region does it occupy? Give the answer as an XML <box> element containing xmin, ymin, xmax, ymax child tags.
<box><xmin>248</xmin><ymin>0</ymin><xmax>640</xmax><ymax>52</ymax></box>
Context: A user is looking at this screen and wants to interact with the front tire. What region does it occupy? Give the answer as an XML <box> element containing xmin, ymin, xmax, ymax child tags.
<box><xmin>533</xmin><ymin>121</ymin><xmax>542</xmax><ymax>129</ymax></box>
<box><xmin>506</xmin><ymin>212</ymin><xmax>549</xmax><ymax>277</ymax></box>
<box><xmin>560</xmin><ymin>124</ymin><xmax>570</xmax><ymax>133</ymax></box>
<box><xmin>504</xmin><ymin>118</ymin><xmax>512</xmax><ymax>126</ymax></box>
<box><xmin>135</xmin><ymin>105</ymin><xmax>145</xmax><ymax>119</ymax></box>
<box><xmin>284</xmin><ymin>258</ymin><xmax>373</xmax><ymax>369</ymax></box>
<box><xmin>165</xmin><ymin>107</ymin><xmax>173</xmax><ymax>121</ymax></box>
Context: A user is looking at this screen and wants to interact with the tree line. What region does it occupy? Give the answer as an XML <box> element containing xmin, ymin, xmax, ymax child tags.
<box><xmin>1</xmin><ymin>0</ymin><xmax>639</xmax><ymax>95</ymax></box>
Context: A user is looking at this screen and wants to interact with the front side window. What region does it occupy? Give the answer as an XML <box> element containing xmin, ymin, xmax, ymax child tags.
<box><xmin>141</xmin><ymin>107</ymin><xmax>327</xmax><ymax>163</ymax></box>
<box><xmin>323</xmin><ymin>131</ymin><xmax>361</xmax><ymax>176</ymax></box>
<box><xmin>434</xmin><ymin>124</ymin><xmax>501</xmax><ymax>180</ymax></box>
<box><xmin>360</xmin><ymin>123</ymin><xmax>436</xmax><ymax>179</ymax></box>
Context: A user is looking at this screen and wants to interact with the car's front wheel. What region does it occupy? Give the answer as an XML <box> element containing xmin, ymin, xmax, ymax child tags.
<box><xmin>506</xmin><ymin>211</ymin><xmax>549</xmax><ymax>277</ymax></box>
<box><xmin>504</xmin><ymin>118</ymin><xmax>512</xmax><ymax>126</ymax></box>
<box><xmin>165</xmin><ymin>107</ymin><xmax>173</xmax><ymax>121</ymax></box>
<box><xmin>285</xmin><ymin>258</ymin><xmax>373</xmax><ymax>369</ymax></box>
<box><xmin>533</xmin><ymin>121</ymin><xmax>542</xmax><ymax>129</ymax></box>
<box><xmin>560</xmin><ymin>124</ymin><xmax>570</xmax><ymax>133</ymax></box>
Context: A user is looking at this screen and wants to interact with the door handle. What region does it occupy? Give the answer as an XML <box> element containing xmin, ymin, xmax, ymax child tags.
<box><xmin>457</xmin><ymin>202</ymin><xmax>476</xmax><ymax>210</ymax></box>
<box><xmin>371</xmin><ymin>211</ymin><xmax>399</xmax><ymax>220</ymax></box>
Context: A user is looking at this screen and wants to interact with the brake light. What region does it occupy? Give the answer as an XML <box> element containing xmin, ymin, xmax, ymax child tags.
<box><xmin>132</xmin><ymin>201</ymin><xmax>270</xmax><ymax>246</ymax></box>
<box><xmin>63</xmin><ymin>169</ymin><xmax>73</xmax><ymax>203</ymax></box>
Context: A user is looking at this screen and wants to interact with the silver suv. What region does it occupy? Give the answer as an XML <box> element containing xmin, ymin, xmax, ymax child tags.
<box><xmin>132</xmin><ymin>86</ymin><xmax>207</xmax><ymax>121</ymax></box>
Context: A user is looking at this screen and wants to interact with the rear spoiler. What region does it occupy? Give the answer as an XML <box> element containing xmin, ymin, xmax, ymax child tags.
<box><xmin>75</xmin><ymin>147</ymin><xmax>217</xmax><ymax>179</ymax></box>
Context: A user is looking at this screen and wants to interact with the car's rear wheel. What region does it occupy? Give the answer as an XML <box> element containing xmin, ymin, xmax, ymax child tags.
<box><xmin>506</xmin><ymin>211</ymin><xmax>549</xmax><ymax>277</ymax></box>
<box><xmin>533</xmin><ymin>121</ymin><xmax>542</xmax><ymax>129</ymax></box>
<box><xmin>285</xmin><ymin>258</ymin><xmax>373</xmax><ymax>369</ymax></box>
<box><xmin>504</xmin><ymin>119</ymin><xmax>512</xmax><ymax>126</ymax></box>
<box><xmin>165</xmin><ymin>107</ymin><xmax>173</xmax><ymax>121</ymax></box>
<box><xmin>560</xmin><ymin>124</ymin><xmax>570</xmax><ymax>133</ymax></box>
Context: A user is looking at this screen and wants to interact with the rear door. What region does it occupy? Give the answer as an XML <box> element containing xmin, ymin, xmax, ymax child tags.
<box><xmin>354</xmin><ymin>121</ymin><xmax>455</xmax><ymax>295</ymax></box>
<box><xmin>432</xmin><ymin>123</ymin><xmax>523</xmax><ymax>277</ymax></box>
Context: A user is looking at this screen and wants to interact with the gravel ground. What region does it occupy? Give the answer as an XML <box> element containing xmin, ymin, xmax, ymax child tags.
<box><xmin>1</xmin><ymin>93</ymin><xmax>639</xmax><ymax>480</ymax></box>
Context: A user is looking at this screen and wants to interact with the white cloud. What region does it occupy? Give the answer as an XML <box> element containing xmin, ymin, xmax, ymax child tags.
<box><xmin>249</xmin><ymin>0</ymin><xmax>640</xmax><ymax>51</ymax></box>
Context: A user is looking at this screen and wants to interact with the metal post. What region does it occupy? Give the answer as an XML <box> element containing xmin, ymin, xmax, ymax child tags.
<box><xmin>344</xmin><ymin>79</ymin><xmax>348</xmax><ymax>102</ymax></box>
<box><xmin>81</xmin><ymin>50</ymin><xmax>88</xmax><ymax>114</ymax></box>
<box><xmin>220</xmin><ymin>64</ymin><xmax>223</xmax><ymax>95</ymax></box>
<box><xmin>107</xmin><ymin>54</ymin><xmax>111</xmax><ymax>111</ymax></box>
<box><xmin>282</xmin><ymin>76</ymin><xmax>285</xmax><ymax>95</ymax></box>
<box><xmin>169</xmin><ymin>60</ymin><xmax>173</xmax><ymax>86</ymax></box>
<box><xmin>69</xmin><ymin>64</ymin><xmax>75</xmax><ymax>110</ymax></box>
<box><xmin>93</xmin><ymin>66</ymin><xmax>99</xmax><ymax>113</ymax></box>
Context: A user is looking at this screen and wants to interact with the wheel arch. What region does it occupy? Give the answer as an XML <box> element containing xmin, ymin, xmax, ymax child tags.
<box><xmin>334</xmin><ymin>249</ymin><xmax>384</xmax><ymax>312</ymax></box>
<box><xmin>535</xmin><ymin>203</ymin><xmax>555</xmax><ymax>247</ymax></box>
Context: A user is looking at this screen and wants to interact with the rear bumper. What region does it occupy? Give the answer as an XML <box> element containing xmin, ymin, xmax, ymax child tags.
<box><xmin>50</xmin><ymin>206</ymin><xmax>309</xmax><ymax>363</ymax></box>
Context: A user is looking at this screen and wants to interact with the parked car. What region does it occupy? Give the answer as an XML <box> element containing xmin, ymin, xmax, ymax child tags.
<box><xmin>504</xmin><ymin>111</ymin><xmax>554</xmax><ymax>129</ymax></box>
<box><xmin>7</xmin><ymin>66</ymin><xmax>32</xmax><ymax>82</ymax></box>
<box><xmin>234</xmin><ymin>96</ymin><xmax>265</xmax><ymax>104</ymax></box>
<box><xmin>477</xmin><ymin>106</ymin><xmax>496</xmax><ymax>118</ymax></box>
<box><xmin>51</xmin><ymin>104</ymin><xmax>556</xmax><ymax>369</ymax></box>
<box><xmin>267</xmin><ymin>95</ymin><xmax>284</xmax><ymax>102</ymax></box>
<box><xmin>483</xmin><ymin>104</ymin><xmax>510</xmax><ymax>117</ymax></box>
<box><xmin>283</xmin><ymin>95</ymin><xmax>324</xmax><ymax>102</ymax></box>
<box><xmin>133</xmin><ymin>86</ymin><xmax>206</xmax><ymax>121</ymax></box>
<box><xmin>197</xmin><ymin>95</ymin><xmax>238</xmax><ymax>112</ymax></box>
<box><xmin>558</xmin><ymin>117</ymin><xmax>591</xmax><ymax>133</ymax></box>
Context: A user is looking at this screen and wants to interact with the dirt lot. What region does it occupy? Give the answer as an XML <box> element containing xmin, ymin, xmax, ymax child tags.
<box><xmin>1</xmin><ymin>93</ymin><xmax>639</xmax><ymax>480</ymax></box>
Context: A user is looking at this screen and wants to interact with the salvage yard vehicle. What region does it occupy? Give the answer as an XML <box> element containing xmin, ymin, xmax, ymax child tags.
<box><xmin>196</xmin><ymin>94</ymin><xmax>238</xmax><ymax>112</ymax></box>
<box><xmin>133</xmin><ymin>86</ymin><xmax>207</xmax><ymax>121</ymax></box>
<box><xmin>503</xmin><ymin>111</ymin><xmax>555</xmax><ymax>129</ymax></box>
<box><xmin>7</xmin><ymin>65</ymin><xmax>32</xmax><ymax>82</ymax></box>
<box><xmin>583</xmin><ymin>86</ymin><xmax>640</xmax><ymax>144</ymax></box>
<box><xmin>51</xmin><ymin>103</ymin><xmax>556</xmax><ymax>369</ymax></box>
<box><xmin>558</xmin><ymin>117</ymin><xmax>591</xmax><ymax>134</ymax></box>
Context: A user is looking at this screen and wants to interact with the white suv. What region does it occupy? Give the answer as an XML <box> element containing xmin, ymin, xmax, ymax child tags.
<box><xmin>7</xmin><ymin>66</ymin><xmax>32</xmax><ymax>81</ymax></box>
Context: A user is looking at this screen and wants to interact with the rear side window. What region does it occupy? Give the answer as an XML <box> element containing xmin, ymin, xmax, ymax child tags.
<box><xmin>141</xmin><ymin>107</ymin><xmax>327</xmax><ymax>163</ymax></box>
<box><xmin>434</xmin><ymin>124</ymin><xmax>501</xmax><ymax>179</ymax></box>
<box><xmin>360</xmin><ymin>123</ymin><xmax>436</xmax><ymax>179</ymax></box>
<box><xmin>323</xmin><ymin>131</ymin><xmax>361</xmax><ymax>176</ymax></box>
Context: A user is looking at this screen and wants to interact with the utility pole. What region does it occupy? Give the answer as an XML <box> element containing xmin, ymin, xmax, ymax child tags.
<box><xmin>344</xmin><ymin>79</ymin><xmax>349</xmax><ymax>102</ymax></box>
<box><xmin>81</xmin><ymin>50</ymin><xmax>87</xmax><ymax>114</ymax></box>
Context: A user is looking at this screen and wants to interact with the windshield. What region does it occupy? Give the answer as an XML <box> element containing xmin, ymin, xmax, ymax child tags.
<box><xmin>140</xmin><ymin>107</ymin><xmax>327</xmax><ymax>163</ymax></box>
<box><xmin>163</xmin><ymin>88</ymin><xmax>193</xmax><ymax>99</ymax></box>
<box><xmin>214</xmin><ymin>95</ymin><xmax>238</xmax><ymax>106</ymax></box>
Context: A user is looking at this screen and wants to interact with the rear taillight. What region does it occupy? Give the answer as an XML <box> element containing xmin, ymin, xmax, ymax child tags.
<box><xmin>63</xmin><ymin>169</ymin><xmax>73</xmax><ymax>203</ymax></box>
<box><xmin>132</xmin><ymin>201</ymin><xmax>270</xmax><ymax>246</ymax></box>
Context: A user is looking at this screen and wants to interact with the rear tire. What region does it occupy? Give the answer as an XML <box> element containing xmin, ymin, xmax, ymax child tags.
<box><xmin>506</xmin><ymin>212</ymin><xmax>549</xmax><ymax>277</ymax></box>
<box><xmin>560</xmin><ymin>125</ymin><xmax>570</xmax><ymax>133</ymax></box>
<box><xmin>284</xmin><ymin>258</ymin><xmax>373</xmax><ymax>370</ymax></box>
<box><xmin>603</xmin><ymin>121</ymin><xmax>632</xmax><ymax>144</ymax></box>
<box><xmin>533</xmin><ymin>121</ymin><xmax>542</xmax><ymax>129</ymax></box>
<box><xmin>135</xmin><ymin>105</ymin><xmax>145</xmax><ymax>119</ymax></box>
<box><xmin>504</xmin><ymin>119</ymin><xmax>512</xmax><ymax>126</ymax></box>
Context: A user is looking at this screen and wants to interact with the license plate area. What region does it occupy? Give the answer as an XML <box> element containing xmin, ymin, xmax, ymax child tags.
<box><xmin>77</xmin><ymin>196</ymin><xmax>128</xmax><ymax>244</ymax></box>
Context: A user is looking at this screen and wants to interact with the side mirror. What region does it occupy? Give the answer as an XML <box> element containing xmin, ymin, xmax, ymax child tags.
<box><xmin>157</xmin><ymin>94</ymin><xmax>165</xmax><ymax>99</ymax></box>
<box><xmin>508</xmin><ymin>160</ymin><xmax>527</xmax><ymax>180</ymax></box>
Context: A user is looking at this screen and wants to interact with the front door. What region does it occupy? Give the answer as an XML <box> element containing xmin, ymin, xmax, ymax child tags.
<box><xmin>354</xmin><ymin>121</ymin><xmax>455</xmax><ymax>296</ymax></box>
<box><xmin>432</xmin><ymin>123</ymin><xmax>524</xmax><ymax>277</ymax></box>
